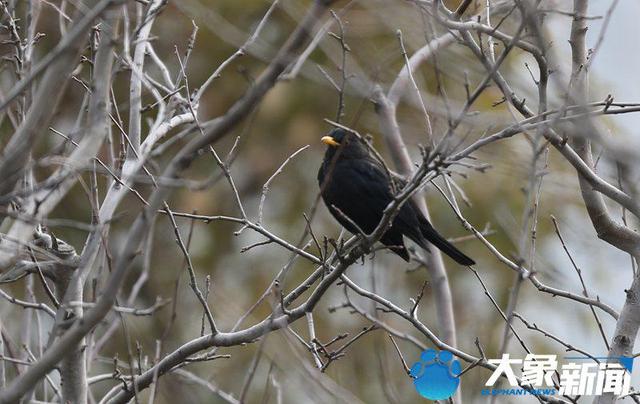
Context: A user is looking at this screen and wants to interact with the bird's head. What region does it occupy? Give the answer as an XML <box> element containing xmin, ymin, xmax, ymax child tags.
<box><xmin>321</xmin><ymin>128</ymin><xmax>369</xmax><ymax>160</ymax></box>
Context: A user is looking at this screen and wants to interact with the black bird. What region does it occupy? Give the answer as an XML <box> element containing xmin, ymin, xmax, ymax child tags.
<box><xmin>317</xmin><ymin>129</ymin><xmax>474</xmax><ymax>265</ymax></box>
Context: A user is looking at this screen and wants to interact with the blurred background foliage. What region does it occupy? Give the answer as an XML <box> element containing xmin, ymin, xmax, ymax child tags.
<box><xmin>1</xmin><ymin>0</ymin><xmax>637</xmax><ymax>402</ymax></box>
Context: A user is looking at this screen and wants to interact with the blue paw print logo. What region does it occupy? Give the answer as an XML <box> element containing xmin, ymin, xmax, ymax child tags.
<box><xmin>410</xmin><ymin>349</ymin><xmax>461</xmax><ymax>400</ymax></box>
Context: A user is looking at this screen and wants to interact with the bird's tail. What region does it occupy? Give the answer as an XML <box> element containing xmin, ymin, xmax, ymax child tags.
<box><xmin>417</xmin><ymin>217</ymin><xmax>475</xmax><ymax>266</ymax></box>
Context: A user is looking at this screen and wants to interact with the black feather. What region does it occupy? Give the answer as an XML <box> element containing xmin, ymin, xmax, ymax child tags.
<box><xmin>318</xmin><ymin>129</ymin><xmax>475</xmax><ymax>265</ymax></box>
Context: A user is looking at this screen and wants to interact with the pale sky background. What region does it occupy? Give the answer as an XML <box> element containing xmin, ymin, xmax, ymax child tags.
<box><xmin>498</xmin><ymin>1</ymin><xmax>640</xmax><ymax>402</ymax></box>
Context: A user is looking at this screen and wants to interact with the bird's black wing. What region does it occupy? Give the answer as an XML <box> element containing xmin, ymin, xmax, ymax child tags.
<box><xmin>321</xmin><ymin>158</ymin><xmax>400</xmax><ymax>235</ymax></box>
<box><xmin>381</xmin><ymin>169</ymin><xmax>475</xmax><ymax>265</ymax></box>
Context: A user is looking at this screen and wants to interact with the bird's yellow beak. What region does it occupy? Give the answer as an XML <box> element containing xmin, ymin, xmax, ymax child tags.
<box><xmin>321</xmin><ymin>136</ymin><xmax>340</xmax><ymax>147</ymax></box>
